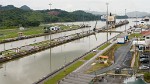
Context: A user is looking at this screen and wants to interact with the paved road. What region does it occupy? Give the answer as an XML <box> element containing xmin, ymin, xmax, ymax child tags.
<box><xmin>122</xmin><ymin>51</ymin><xmax>132</xmax><ymax>68</ymax></box>
<box><xmin>90</xmin><ymin>40</ymin><xmax>132</xmax><ymax>75</ymax></box>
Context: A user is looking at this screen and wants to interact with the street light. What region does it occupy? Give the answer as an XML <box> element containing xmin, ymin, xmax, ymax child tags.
<box><xmin>125</xmin><ymin>9</ymin><xmax>126</xmax><ymax>16</ymax></box>
<box><xmin>136</xmin><ymin>11</ymin><xmax>138</xmax><ymax>26</ymax></box>
<box><xmin>106</xmin><ymin>3</ymin><xmax>109</xmax><ymax>43</ymax></box>
<box><xmin>2</xmin><ymin>11</ymin><xmax>7</xmax><ymax>76</ymax></box>
<box><xmin>125</xmin><ymin>9</ymin><xmax>127</xmax><ymax>32</ymax></box>
<box><xmin>3</xmin><ymin>35</ymin><xmax>6</xmax><ymax>76</ymax></box>
<box><xmin>63</xmin><ymin>45</ymin><xmax>67</xmax><ymax>75</ymax></box>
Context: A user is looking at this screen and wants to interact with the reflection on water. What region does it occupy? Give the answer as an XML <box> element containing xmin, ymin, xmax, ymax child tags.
<box><xmin>0</xmin><ymin>33</ymin><xmax>118</xmax><ymax>84</ymax></box>
<box><xmin>0</xmin><ymin>19</ymin><xmax>137</xmax><ymax>84</ymax></box>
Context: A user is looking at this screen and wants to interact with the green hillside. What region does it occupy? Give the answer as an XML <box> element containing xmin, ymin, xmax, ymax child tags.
<box><xmin>0</xmin><ymin>5</ymin><xmax>100</xmax><ymax>29</ymax></box>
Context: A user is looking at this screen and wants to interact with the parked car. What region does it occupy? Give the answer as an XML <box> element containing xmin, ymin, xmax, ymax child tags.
<box><xmin>140</xmin><ymin>55</ymin><xmax>149</xmax><ymax>58</ymax></box>
<box><xmin>140</xmin><ymin>60</ymin><xmax>149</xmax><ymax>64</ymax></box>
<box><xmin>142</xmin><ymin>53</ymin><xmax>150</xmax><ymax>56</ymax></box>
<box><xmin>140</xmin><ymin>58</ymin><xmax>149</xmax><ymax>61</ymax></box>
<box><xmin>139</xmin><ymin>65</ymin><xmax>149</xmax><ymax>70</ymax></box>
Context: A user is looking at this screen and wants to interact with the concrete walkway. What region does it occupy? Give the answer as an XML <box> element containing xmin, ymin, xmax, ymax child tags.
<box><xmin>58</xmin><ymin>72</ymin><xmax>94</xmax><ymax>84</ymax></box>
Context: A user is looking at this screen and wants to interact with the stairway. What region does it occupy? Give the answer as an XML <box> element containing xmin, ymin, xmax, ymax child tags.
<box><xmin>58</xmin><ymin>72</ymin><xmax>95</xmax><ymax>84</ymax></box>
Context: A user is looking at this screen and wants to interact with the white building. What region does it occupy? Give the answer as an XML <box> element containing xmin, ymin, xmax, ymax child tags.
<box><xmin>142</xmin><ymin>30</ymin><xmax>150</xmax><ymax>46</ymax></box>
<box><xmin>143</xmin><ymin>16</ymin><xmax>149</xmax><ymax>21</ymax></box>
<box><xmin>134</xmin><ymin>28</ymin><xmax>142</xmax><ymax>33</ymax></box>
<box><xmin>131</xmin><ymin>31</ymin><xmax>150</xmax><ymax>51</ymax></box>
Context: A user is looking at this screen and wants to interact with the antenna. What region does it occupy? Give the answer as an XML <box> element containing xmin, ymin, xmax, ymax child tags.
<box><xmin>125</xmin><ymin>9</ymin><xmax>127</xmax><ymax>32</ymax></box>
<box><xmin>82</xmin><ymin>11</ymin><xmax>85</xmax><ymax>25</ymax></box>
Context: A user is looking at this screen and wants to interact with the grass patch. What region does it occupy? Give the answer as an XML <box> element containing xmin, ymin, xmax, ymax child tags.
<box><xmin>85</xmin><ymin>44</ymin><xmax>125</xmax><ymax>74</ymax></box>
<box><xmin>44</xmin><ymin>61</ymin><xmax>84</xmax><ymax>84</ymax></box>
<box><xmin>102</xmin><ymin>44</ymin><xmax>124</xmax><ymax>61</ymax></box>
<box><xmin>98</xmin><ymin>43</ymin><xmax>111</xmax><ymax>50</ymax></box>
<box><xmin>22</xmin><ymin>27</ymin><xmax>43</xmax><ymax>35</ymax></box>
<box><xmin>0</xmin><ymin>26</ymin><xmax>43</xmax><ymax>41</ymax></box>
<box><xmin>2</xmin><ymin>50</ymin><xmax>16</xmax><ymax>56</ymax></box>
<box><xmin>129</xmin><ymin>33</ymin><xmax>142</xmax><ymax>39</ymax></box>
<box><xmin>60</xmin><ymin>25</ymin><xmax>79</xmax><ymax>30</ymax></box>
<box><xmin>144</xmin><ymin>72</ymin><xmax>150</xmax><ymax>83</ymax></box>
<box><xmin>83</xmin><ymin>52</ymin><xmax>96</xmax><ymax>60</ymax></box>
<box><xmin>134</xmin><ymin>51</ymin><xmax>139</xmax><ymax>69</ymax></box>
<box><xmin>85</xmin><ymin>63</ymin><xmax>109</xmax><ymax>74</ymax></box>
<box><xmin>0</xmin><ymin>24</ymin><xmax>80</xmax><ymax>42</ymax></box>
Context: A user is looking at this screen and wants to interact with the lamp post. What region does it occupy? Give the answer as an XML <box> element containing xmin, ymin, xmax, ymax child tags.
<box><xmin>3</xmin><ymin>36</ymin><xmax>6</xmax><ymax>76</ymax></box>
<box><xmin>49</xmin><ymin>3</ymin><xmax>52</xmax><ymax>24</ymax></box>
<box><xmin>106</xmin><ymin>3</ymin><xmax>109</xmax><ymax>43</ymax></box>
<box><xmin>125</xmin><ymin>9</ymin><xmax>127</xmax><ymax>32</ymax></box>
<box><xmin>125</xmin><ymin>9</ymin><xmax>126</xmax><ymax>16</ymax></box>
<box><xmin>2</xmin><ymin>12</ymin><xmax>6</xmax><ymax>76</ymax></box>
<box><xmin>63</xmin><ymin>45</ymin><xmax>67</xmax><ymax>75</ymax></box>
<box><xmin>49</xmin><ymin>3</ymin><xmax>52</xmax><ymax>72</ymax></box>
<box><xmin>136</xmin><ymin>11</ymin><xmax>138</xmax><ymax>26</ymax></box>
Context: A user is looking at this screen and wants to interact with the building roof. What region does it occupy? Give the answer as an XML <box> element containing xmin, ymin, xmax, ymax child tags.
<box><xmin>141</xmin><ymin>30</ymin><xmax>150</xmax><ymax>36</ymax></box>
<box><xmin>144</xmin><ymin>16</ymin><xmax>149</xmax><ymax>19</ymax></box>
<box><xmin>117</xmin><ymin>33</ymin><xmax>128</xmax><ymax>38</ymax></box>
<box><xmin>99</xmin><ymin>56</ymin><xmax>108</xmax><ymax>59</ymax></box>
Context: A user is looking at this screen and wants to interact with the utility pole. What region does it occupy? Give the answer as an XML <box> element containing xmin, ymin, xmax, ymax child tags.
<box><xmin>125</xmin><ymin>9</ymin><xmax>127</xmax><ymax>32</ymax></box>
<box><xmin>49</xmin><ymin>3</ymin><xmax>52</xmax><ymax>11</ymax></box>
<box><xmin>2</xmin><ymin>13</ymin><xmax>7</xmax><ymax>76</ymax></box>
<box><xmin>125</xmin><ymin>9</ymin><xmax>126</xmax><ymax>16</ymax></box>
<box><xmin>106</xmin><ymin>3</ymin><xmax>109</xmax><ymax>43</ymax></box>
<box><xmin>3</xmin><ymin>36</ymin><xmax>6</xmax><ymax>76</ymax></box>
<box><xmin>136</xmin><ymin>11</ymin><xmax>138</xmax><ymax>26</ymax></box>
<box><xmin>49</xmin><ymin>3</ymin><xmax>52</xmax><ymax>72</ymax></box>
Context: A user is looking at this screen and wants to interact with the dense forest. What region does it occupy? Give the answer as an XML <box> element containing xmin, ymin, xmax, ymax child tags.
<box><xmin>0</xmin><ymin>5</ymin><xmax>100</xmax><ymax>28</ymax></box>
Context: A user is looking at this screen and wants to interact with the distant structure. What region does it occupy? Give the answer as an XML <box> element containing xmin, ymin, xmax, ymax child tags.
<box><xmin>100</xmin><ymin>15</ymin><xmax>107</xmax><ymax>21</ymax></box>
<box><xmin>142</xmin><ymin>16</ymin><xmax>149</xmax><ymax>21</ymax></box>
<box><xmin>19</xmin><ymin>27</ymin><xmax>25</xmax><ymax>30</ymax></box>
<box><xmin>44</xmin><ymin>26</ymin><xmax>60</xmax><ymax>33</ymax></box>
<box><xmin>101</xmin><ymin>12</ymin><xmax>116</xmax><ymax>25</ymax></box>
<box><xmin>107</xmin><ymin>13</ymin><xmax>116</xmax><ymax>25</ymax></box>
<box><xmin>141</xmin><ymin>30</ymin><xmax>150</xmax><ymax>46</ymax></box>
<box><xmin>48</xmin><ymin>11</ymin><xmax>60</xmax><ymax>16</ymax></box>
<box><xmin>117</xmin><ymin>33</ymin><xmax>128</xmax><ymax>44</ymax></box>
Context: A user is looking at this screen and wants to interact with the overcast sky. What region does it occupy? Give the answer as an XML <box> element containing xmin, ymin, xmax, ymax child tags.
<box><xmin>1</xmin><ymin>0</ymin><xmax>150</xmax><ymax>15</ymax></box>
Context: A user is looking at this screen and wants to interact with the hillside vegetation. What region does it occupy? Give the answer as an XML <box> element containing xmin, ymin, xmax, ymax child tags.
<box><xmin>0</xmin><ymin>5</ymin><xmax>100</xmax><ymax>29</ymax></box>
